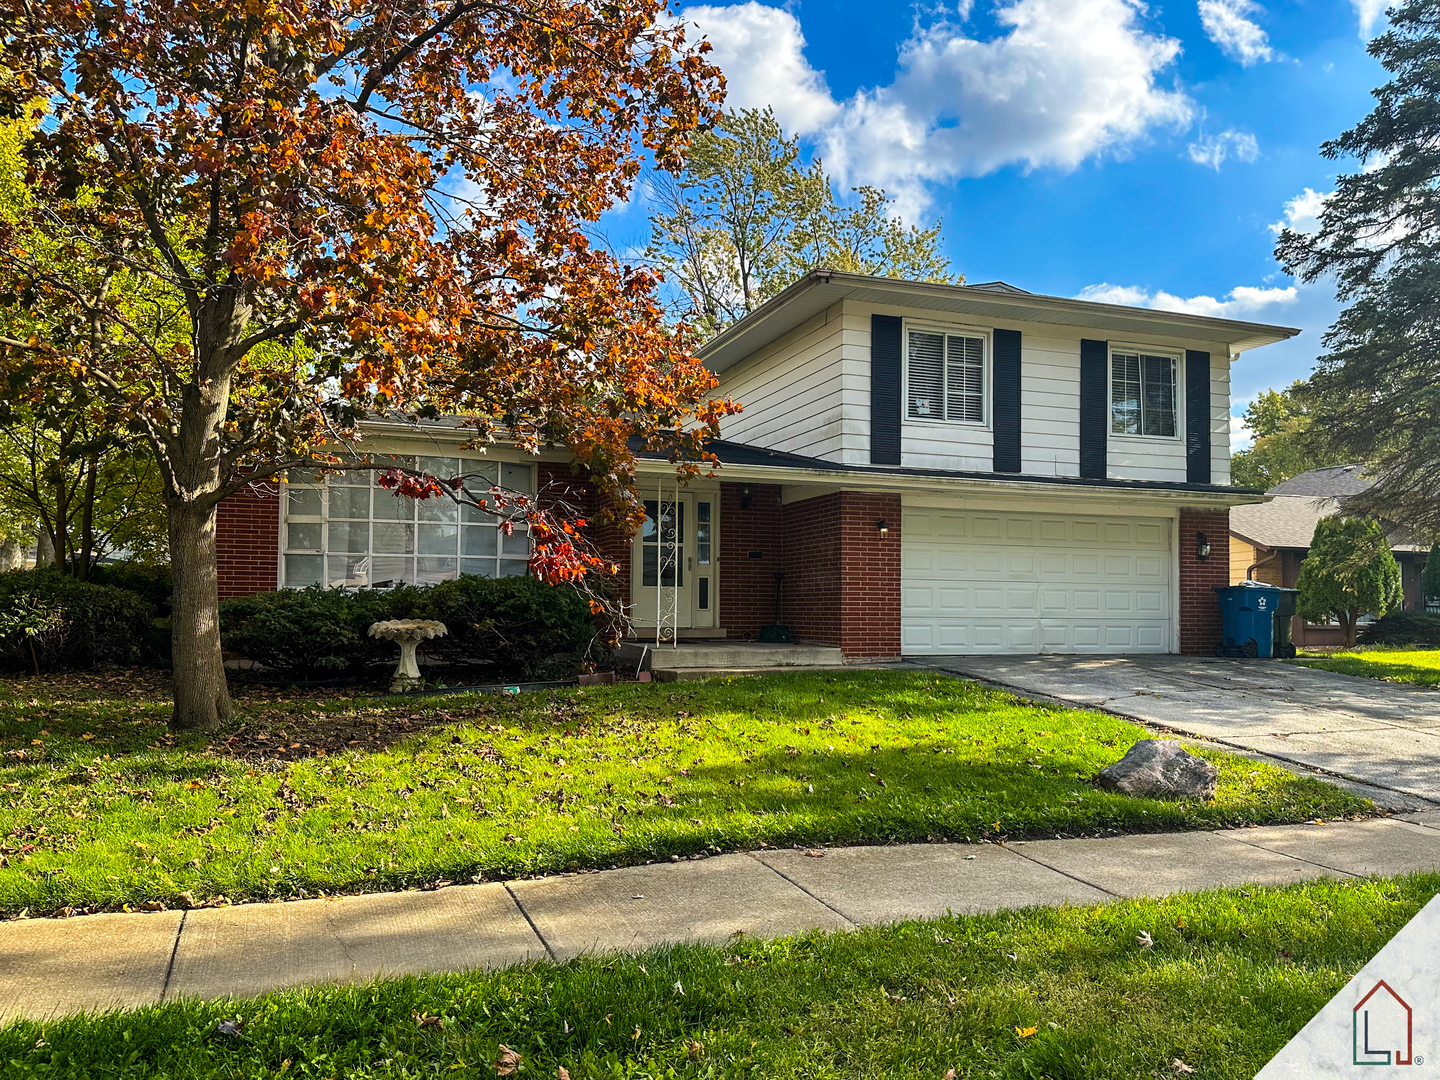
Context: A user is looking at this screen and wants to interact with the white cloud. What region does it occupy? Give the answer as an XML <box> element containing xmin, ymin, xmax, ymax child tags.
<box><xmin>1198</xmin><ymin>0</ymin><xmax>1274</xmax><ymax>65</ymax></box>
<box><xmin>1187</xmin><ymin>128</ymin><xmax>1259</xmax><ymax>170</ymax></box>
<box><xmin>682</xmin><ymin>0</ymin><xmax>1193</xmax><ymax>215</ymax></box>
<box><xmin>681</xmin><ymin>3</ymin><xmax>839</xmax><ymax>135</ymax></box>
<box><xmin>1077</xmin><ymin>282</ymin><xmax>1299</xmax><ymax>318</ymax></box>
<box><xmin>1268</xmin><ymin>187</ymin><xmax>1330</xmax><ymax>235</ymax></box>
<box><xmin>1353</xmin><ymin>0</ymin><xmax>1387</xmax><ymax>38</ymax></box>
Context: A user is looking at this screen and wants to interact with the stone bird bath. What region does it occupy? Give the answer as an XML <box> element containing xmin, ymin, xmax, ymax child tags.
<box><xmin>368</xmin><ymin>619</ymin><xmax>448</xmax><ymax>692</ymax></box>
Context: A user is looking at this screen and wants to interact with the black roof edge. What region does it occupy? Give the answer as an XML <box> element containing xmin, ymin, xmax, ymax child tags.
<box><xmin>633</xmin><ymin>438</ymin><xmax>1263</xmax><ymax>497</ymax></box>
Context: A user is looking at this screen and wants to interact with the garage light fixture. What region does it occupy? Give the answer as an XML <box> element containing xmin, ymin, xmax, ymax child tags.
<box><xmin>1196</xmin><ymin>532</ymin><xmax>1211</xmax><ymax>562</ymax></box>
<box><xmin>876</xmin><ymin>519</ymin><xmax>889</xmax><ymax>538</ymax></box>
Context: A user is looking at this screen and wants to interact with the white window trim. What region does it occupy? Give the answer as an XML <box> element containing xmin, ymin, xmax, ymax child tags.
<box><xmin>901</xmin><ymin>319</ymin><xmax>992</xmax><ymax>429</ymax></box>
<box><xmin>277</xmin><ymin>457</ymin><xmax>535</xmax><ymax>590</ymax></box>
<box><xmin>1107</xmin><ymin>343</ymin><xmax>1184</xmax><ymax>443</ymax></box>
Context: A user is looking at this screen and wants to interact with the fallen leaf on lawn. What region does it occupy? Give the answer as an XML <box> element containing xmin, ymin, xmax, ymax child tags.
<box><xmin>413</xmin><ymin>1011</ymin><xmax>444</xmax><ymax>1030</ymax></box>
<box><xmin>1172</xmin><ymin>1059</ymin><xmax>1195</xmax><ymax>1074</ymax></box>
<box><xmin>1015</xmin><ymin>1026</ymin><xmax>1037</xmax><ymax>1038</ymax></box>
<box><xmin>944</xmin><ymin>1071</ymin><xmax>956</xmax><ymax>1079</ymax></box>
<box><xmin>1137</xmin><ymin>930</ymin><xmax>1154</xmax><ymax>949</ymax></box>
<box><xmin>687</xmin><ymin>1040</ymin><xmax>704</xmax><ymax>1060</ymax></box>
<box><xmin>558</xmin><ymin>1069</ymin><xmax>571</xmax><ymax>1080</ymax></box>
<box><xmin>495</xmin><ymin>1045</ymin><xmax>521</xmax><ymax>1075</ymax></box>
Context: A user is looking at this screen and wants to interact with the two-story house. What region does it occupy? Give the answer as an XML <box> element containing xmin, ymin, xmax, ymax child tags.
<box><xmin>216</xmin><ymin>271</ymin><xmax>1297</xmax><ymax>658</ymax></box>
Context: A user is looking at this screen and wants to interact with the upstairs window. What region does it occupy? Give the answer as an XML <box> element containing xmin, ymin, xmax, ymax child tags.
<box><xmin>907</xmin><ymin>328</ymin><xmax>986</xmax><ymax>424</ymax></box>
<box><xmin>1110</xmin><ymin>350</ymin><xmax>1178</xmax><ymax>438</ymax></box>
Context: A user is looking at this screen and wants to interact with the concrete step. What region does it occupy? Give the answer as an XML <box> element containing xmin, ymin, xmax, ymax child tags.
<box><xmin>653</xmin><ymin>664</ymin><xmax>855</xmax><ymax>683</ymax></box>
<box><xmin>647</xmin><ymin>642</ymin><xmax>845</xmax><ymax>668</ymax></box>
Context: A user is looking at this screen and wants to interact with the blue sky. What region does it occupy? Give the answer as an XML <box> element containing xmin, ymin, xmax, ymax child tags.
<box><xmin>604</xmin><ymin>0</ymin><xmax>1391</xmax><ymax>445</ymax></box>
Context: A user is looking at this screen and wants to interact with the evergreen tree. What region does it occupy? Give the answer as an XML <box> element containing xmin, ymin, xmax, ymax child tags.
<box><xmin>1423</xmin><ymin>543</ymin><xmax>1440</xmax><ymax>609</ymax></box>
<box><xmin>1295</xmin><ymin>515</ymin><xmax>1403</xmax><ymax>646</ymax></box>
<box><xmin>1276</xmin><ymin>0</ymin><xmax>1440</xmax><ymax>534</ymax></box>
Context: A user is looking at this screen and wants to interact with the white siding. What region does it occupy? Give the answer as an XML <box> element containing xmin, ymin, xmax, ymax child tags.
<box><xmin>716</xmin><ymin>303</ymin><xmax>868</xmax><ymax>463</ymax></box>
<box><xmin>716</xmin><ymin>298</ymin><xmax>1241</xmax><ymax>483</ymax></box>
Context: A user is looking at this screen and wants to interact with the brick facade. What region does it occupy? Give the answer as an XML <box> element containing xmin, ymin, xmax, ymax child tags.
<box><xmin>719</xmin><ymin>483</ymin><xmax>785</xmax><ymax>637</ymax></box>
<box><xmin>216</xmin><ymin>483</ymin><xmax>281</xmax><ymax>598</ymax></box>
<box><xmin>779</xmin><ymin>492</ymin><xmax>841</xmax><ymax>646</ymax></box>
<box><xmin>836</xmin><ymin>492</ymin><xmax>902</xmax><ymax>659</ymax></box>
<box><xmin>1178</xmin><ymin>507</ymin><xmax>1230</xmax><ymax>655</ymax></box>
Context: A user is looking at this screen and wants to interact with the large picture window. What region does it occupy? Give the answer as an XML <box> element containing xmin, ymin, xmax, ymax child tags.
<box><xmin>907</xmin><ymin>328</ymin><xmax>986</xmax><ymax>423</ymax></box>
<box><xmin>1110</xmin><ymin>350</ymin><xmax>1178</xmax><ymax>438</ymax></box>
<box><xmin>282</xmin><ymin>457</ymin><xmax>534</xmax><ymax>589</ymax></box>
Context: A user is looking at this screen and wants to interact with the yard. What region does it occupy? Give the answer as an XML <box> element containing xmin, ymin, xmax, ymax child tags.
<box><xmin>1293</xmin><ymin>645</ymin><xmax>1440</xmax><ymax>687</ymax></box>
<box><xmin>2</xmin><ymin>872</ymin><xmax>1432</xmax><ymax>1079</ymax></box>
<box><xmin>0</xmin><ymin>670</ymin><xmax>1365</xmax><ymax>916</ymax></box>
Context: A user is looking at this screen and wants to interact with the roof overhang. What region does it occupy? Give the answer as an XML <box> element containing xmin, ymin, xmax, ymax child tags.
<box><xmin>633</xmin><ymin>454</ymin><xmax>1270</xmax><ymax>509</ymax></box>
<box><xmin>699</xmin><ymin>270</ymin><xmax>1302</xmax><ymax>374</ymax></box>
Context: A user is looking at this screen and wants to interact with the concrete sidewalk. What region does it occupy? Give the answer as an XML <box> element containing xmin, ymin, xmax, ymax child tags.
<box><xmin>8</xmin><ymin>813</ymin><xmax>1440</xmax><ymax>1022</ymax></box>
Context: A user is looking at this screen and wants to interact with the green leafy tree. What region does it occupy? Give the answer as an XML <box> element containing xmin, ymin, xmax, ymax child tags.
<box><xmin>0</xmin><ymin>113</ymin><xmax>167</xmax><ymax>575</ymax></box>
<box><xmin>1275</xmin><ymin>0</ymin><xmax>1440</xmax><ymax>534</ymax></box>
<box><xmin>1296</xmin><ymin>515</ymin><xmax>1403</xmax><ymax>646</ymax></box>
<box><xmin>1424</xmin><ymin>543</ymin><xmax>1440</xmax><ymax>609</ymax></box>
<box><xmin>1230</xmin><ymin>383</ymin><xmax>1353</xmax><ymax>490</ymax></box>
<box><xmin>648</xmin><ymin>107</ymin><xmax>957</xmax><ymax>334</ymax></box>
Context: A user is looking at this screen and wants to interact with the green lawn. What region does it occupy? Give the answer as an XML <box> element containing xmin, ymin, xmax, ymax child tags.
<box><xmin>1293</xmin><ymin>645</ymin><xmax>1440</xmax><ymax>687</ymax></box>
<box><xmin>3</xmin><ymin>873</ymin><xmax>1434</xmax><ymax>1079</ymax></box>
<box><xmin>0</xmin><ymin>669</ymin><xmax>1365</xmax><ymax>915</ymax></box>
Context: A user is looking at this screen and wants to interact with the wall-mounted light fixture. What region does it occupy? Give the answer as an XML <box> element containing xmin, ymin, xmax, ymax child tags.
<box><xmin>876</xmin><ymin>518</ymin><xmax>889</xmax><ymax>538</ymax></box>
<box><xmin>1196</xmin><ymin>532</ymin><xmax>1211</xmax><ymax>562</ymax></box>
<box><xmin>740</xmin><ymin>485</ymin><xmax>753</xmax><ymax>510</ymax></box>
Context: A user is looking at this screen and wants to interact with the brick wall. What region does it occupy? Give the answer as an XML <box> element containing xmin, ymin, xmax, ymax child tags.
<box><xmin>837</xmin><ymin>491</ymin><xmax>902</xmax><ymax>659</ymax></box>
<box><xmin>537</xmin><ymin>462</ymin><xmax>633</xmax><ymax>620</ymax></box>
<box><xmin>780</xmin><ymin>492</ymin><xmax>841</xmax><ymax>646</ymax></box>
<box><xmin>1178</xmin><ymin>507</ymin><xmax>1230</xmax><ymax>655</ymax></box>
<box><xmin>216</xmin><ymin>483</ymin><xmax>281</xmax><ymax>598</ymax></box>
<box><xmin>720</xmin><ymin>482</ymin><xmax>785</xmax><ymax>637</ymax></box>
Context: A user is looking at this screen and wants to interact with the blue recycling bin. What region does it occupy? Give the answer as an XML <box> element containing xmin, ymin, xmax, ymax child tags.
<box><xmin>1214</xmin><ymin>581</ymin><xmax>1283</xmax><ymax>658</ymax></box>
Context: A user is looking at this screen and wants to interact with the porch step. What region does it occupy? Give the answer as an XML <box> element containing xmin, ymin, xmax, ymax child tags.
<box><xmin>653</xmin><ymin>664</ymin><xmax>855</xmax><ymax>683</ymax></box>
<box><xmin>640</xmin><ymin>641</ymin><xmax>845</xmax><ymax>669</ymax></box>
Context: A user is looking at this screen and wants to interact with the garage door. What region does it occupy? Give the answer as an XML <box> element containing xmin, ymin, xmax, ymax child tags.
<box><xmin>902</xmin><ymin>509</ymin><xmax>1173</xmax><ymax>654</ymax></box>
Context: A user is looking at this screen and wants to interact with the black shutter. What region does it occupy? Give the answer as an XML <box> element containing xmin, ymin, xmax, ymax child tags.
<box><xmin>992</xmin><ymin>328</ymin><xmax>1022</xmax><ymax>473</ymax></box>
<box><xmin>871</xmin><ymin>314</ymin><xmax>902</xmax><ymax>466</ymax></box>
<box><xmin>1185</xmin><ymin>350</ymin><xmax>1212</xmax><ymax>485</ymax></box>
<box><xmin>1079</xmin><ymin>339</ymin><xmax>1108</xmax><ymax>479</ymax></box>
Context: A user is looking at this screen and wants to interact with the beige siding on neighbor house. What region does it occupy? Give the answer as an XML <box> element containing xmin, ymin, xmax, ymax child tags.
<box><xmin>716</xmin><ymin>303</ymin><xmax>868</xmax><ymax>463</ymax></box>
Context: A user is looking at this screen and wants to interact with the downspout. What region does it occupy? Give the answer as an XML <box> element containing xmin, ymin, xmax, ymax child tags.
<box><xmin>1246</xmin><ymin>548</ymin><xmax>1280</xmax><ymax>581</ymax></box>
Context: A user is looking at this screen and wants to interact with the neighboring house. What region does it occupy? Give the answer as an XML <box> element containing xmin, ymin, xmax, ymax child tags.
<box><xmin>1229</xmin><ymin>463</ymin><xmax>1432</xmax><ymax>647</ymax></box>
<box><xmin>217</xmin><ymin>270</ymin><xmax>1300</xmax><ymax>658</ymax></box>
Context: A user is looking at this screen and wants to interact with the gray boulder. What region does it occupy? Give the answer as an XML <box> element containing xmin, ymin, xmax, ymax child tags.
<box><xmin>1096</xmin><ymin>740</ymin><xmax>1218</xmax><ymax>800</ymax></box>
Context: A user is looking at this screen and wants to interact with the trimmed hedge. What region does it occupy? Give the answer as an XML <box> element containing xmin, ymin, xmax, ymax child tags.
<box><xmin>220</xmin><ymin>576</ymin><xmax>597</xmax><ymax>683</ymax></box>
<box><xmin>0</xmin><ymin>569</ymin><xmax>156</xmax><ymax>672</ymax></box>
<box><xmin>88</xmin><ymin>562</ymin><xmax>173</xmax><ymax>617</ymax></box>
<box><xmin>1358</xmin><ymin>611</ymin><xmax>1440</xmax><ymax>646</ymax></box>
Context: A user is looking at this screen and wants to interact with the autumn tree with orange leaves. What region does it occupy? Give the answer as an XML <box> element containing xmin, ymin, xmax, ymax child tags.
<box><xmin>0</xmin><ymin>0</ymin><xmax>732</xmax><ymax>729</ymax></box>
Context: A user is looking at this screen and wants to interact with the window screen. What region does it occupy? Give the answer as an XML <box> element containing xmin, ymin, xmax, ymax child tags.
<box><xmin>1110</xmin><ymin>351</ymin><xmax>1177</xmax><ymax>437</ymax></box>
<box><xmin>907</xmin><ymin>329</ymin><xmax>985</xmax><ymax>423</ymax></box>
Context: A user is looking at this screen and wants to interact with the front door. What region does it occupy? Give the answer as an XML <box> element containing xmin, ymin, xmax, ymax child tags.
<box><xmin>631</xmin><ymin>492</ymin><xmax>716</xmax><ymax>637</ymax></box>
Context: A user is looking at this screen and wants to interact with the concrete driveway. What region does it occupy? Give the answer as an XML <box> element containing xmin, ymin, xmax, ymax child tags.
<box><xmin>913</xmin><ymin>655</ymin><xmax>1440</xmax><ymax>805</ymax></box>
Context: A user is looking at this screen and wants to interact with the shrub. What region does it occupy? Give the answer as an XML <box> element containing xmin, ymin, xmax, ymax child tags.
<box><xmin>218</xmin><ymin>576</ymin><xmax>599</xmax><ymax>683</ymax></box>
<box><xmin>218</xmin><ymin>586</ymin><xmax>410</xmax><ymax>681</ymax></box>
<box><xmin>1358</xmin><ymin>611</ymin><xmax>1440</xmax><ymax>646</ymax></box>
<box><xmin>411</xmin><ymin>575</ymin><xmax>598</xmax><ymax>679</ymax></box>
<box><xmin>88</xmin><ymin>562</ymin><xmax>173</xmax><ymax>616</ymax></box>
<box><xmin>0</xmin><ymin>569</ymin><xmax>156</xmax><ymax>672</ymax></box>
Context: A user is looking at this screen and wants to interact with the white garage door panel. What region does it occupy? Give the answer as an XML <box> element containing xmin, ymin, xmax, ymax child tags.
<box><xmin>902</xmin><ymin>510</ymin><xmax>1173</xmax><ymax>655</ymax></box>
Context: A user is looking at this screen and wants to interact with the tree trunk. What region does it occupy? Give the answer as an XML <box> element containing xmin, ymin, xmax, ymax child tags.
<box><xmin>168</xmin><ymin>498</ymin><xmax>233</xmax><ymax>731</ymax></box>
<box><xmin>35</xmin><ymin>529</ymin><xmax>56</xmax><ymax>567</ymax></box>
<box><xmin>1342</xmin><ymin>611</ymin><xmax>1358</xmax><ymax>649</ymax></box>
